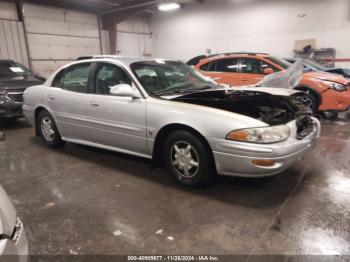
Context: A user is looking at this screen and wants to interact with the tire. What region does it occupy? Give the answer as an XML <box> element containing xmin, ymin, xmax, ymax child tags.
<box><xmin>4</xmin><ymin>118</ymin><xmax>18</xmax><ymax>123</ymax></box>
<box><xmin>163</xmin><ymin>130</ymin><xmax>216</xmax><ymax>187</ymax></box>
<box><xmin>37</xmin><ymin>110</ymin><xmax>65</xmax><ymax>147</ymax></box>
<box><xmin>293</xmin><ymin>89</ymin><xmax>318</xmax><ymax>114</ymax></box>
<box><xmin>322</xmin><ymin>111</ymin><xmax>339</xmax><ymax>120</ymax></box>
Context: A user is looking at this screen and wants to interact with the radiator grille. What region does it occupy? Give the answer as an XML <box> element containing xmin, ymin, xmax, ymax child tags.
<box><xmin>7</xmin><ymin>92</ymin><xmax>24</xmax><ymax>102</ymax></box>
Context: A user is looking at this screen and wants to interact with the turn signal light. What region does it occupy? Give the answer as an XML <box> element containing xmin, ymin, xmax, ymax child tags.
<box><xmin>252</xmin><ymin>160</ymin><xmax>276</xmax><ymax>167</ymax></box>
<box><xmin>226</xmin><ymin>130</ymin><xmax>248</xmax><ymax>141</ymax></box>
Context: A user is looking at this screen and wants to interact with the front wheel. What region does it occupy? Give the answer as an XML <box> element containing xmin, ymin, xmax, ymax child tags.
<box><xmin>163</xmin><ymin>130</ymin><xmax>216</xmax><ymax>187</ymax></box>
<box><xmin>292</xmin><ymin>91</ymin><xmax>318</xmax><ymax>114</ymax></box>
<box><xmin>322</xmin><ymin>111</ymin><xmax>339</xmax><ymax>120</ymax></box>
<box><xmin>37</xmin><ymin>110</ymin><xmax>65</xmax><ymax>147</ymax></box>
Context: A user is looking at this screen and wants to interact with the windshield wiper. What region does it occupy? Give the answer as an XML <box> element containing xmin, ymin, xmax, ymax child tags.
<box><xmin>154</xmin><ymin>86</ymin><xmax>213</xmax><ymax>96</ymax></box>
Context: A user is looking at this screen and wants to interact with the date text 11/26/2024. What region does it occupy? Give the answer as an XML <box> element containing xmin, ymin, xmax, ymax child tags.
<box><xmin>128</xmin><ymin>256</ymin><xmax>220</xmax><ymax>261</ymax></box>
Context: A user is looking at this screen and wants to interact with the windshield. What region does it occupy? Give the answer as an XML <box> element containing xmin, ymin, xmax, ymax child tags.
<box><xmin>131</xmin><ymin>60</ymin><xmax>216</xmax><ymax>96</ymax></box>
<box><xmin>0</xmin><ymin>61</ymin><xmax>32</xmax><ymax>78</ymax></box>
<box><xmin>303</xmin><ymin>59</ymin><xmax>327</xmax><ymax>71</ymax></box>
<box><xmin>266</xmin><ymin>56</ymin><xmax>291</xmax><ymax>70</ymax></box>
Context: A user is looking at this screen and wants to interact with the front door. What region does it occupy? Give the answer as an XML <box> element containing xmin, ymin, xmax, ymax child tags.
<box><xmin>85</xmin><ymin>62</ymin><xmax>147</xmax><ymax>155</ymax></box>
<box><xmin>238</xmin><ymin>58</ymin><xmax>271</xmax><ymax>85</ymax></box>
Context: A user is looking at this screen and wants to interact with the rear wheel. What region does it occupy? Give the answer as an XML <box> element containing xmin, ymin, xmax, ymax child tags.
<box><xmin>163</xmin><ymin>130</ymin><xmax>216</xmax><ymax>187</ymax></box>
<box><xmin>37</xmin><ymin>110</ymin><xmax>64</xmax><ymax>147</ymax></box>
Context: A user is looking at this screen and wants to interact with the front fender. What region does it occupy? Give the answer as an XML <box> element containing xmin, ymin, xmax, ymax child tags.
<box><xmin>146</xmin><ymin>97</ymin><xmax>267</xmax><ymax>153</ymax></box>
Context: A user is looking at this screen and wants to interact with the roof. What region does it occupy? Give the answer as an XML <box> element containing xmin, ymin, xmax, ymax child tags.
<box><xmin>199</xmin><ymin>52</ymin><xmax>271</xmax><ymax>62</ymax></box>
<box><xmin>208</xmin><ymin>52</ymin><xmax>269</xmax><ymax>57</ymax></box>
<box><xmin>74</xmin><ymin>55</ymin><xmax>178</xmax><ymax>67</ymax></box>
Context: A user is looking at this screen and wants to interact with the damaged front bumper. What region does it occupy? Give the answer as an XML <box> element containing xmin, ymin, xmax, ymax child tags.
<box><xmin>209</xmin><ymin>117</ymin><xmax>320</xmax><ymax>177</ymax></box>
<box><xmin>319</xmin><ymin>88</ymin><xmax>350</xmax><ymax>112</ymax></box>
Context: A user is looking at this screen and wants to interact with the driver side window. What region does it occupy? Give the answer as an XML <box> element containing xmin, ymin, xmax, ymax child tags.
<box><xmin>240</xmin><ymin>58</ymin><xmax>276</xmax><ymax>74</ymax></box>
<box><xmin>95</xmin><ymin>63</ymin><xmax>132</xmax><ymax>95</ymax></box>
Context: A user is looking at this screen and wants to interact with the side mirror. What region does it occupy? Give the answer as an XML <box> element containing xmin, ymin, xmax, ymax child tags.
<box><xmin>110</xmin><ymin>84</ymin><xmax>141</xmax><ymax>98</ymax></box>
<box><xmin>263</xmin><ymin>68</ymin><xmax>274</xmax><ymax>75</ymax></box>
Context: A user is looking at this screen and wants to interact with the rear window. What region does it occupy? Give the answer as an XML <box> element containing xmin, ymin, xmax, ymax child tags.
<box><xmin>0</xmin><ymin>61</ymin><xmax>32</xmax><ymax>78</ymax></box>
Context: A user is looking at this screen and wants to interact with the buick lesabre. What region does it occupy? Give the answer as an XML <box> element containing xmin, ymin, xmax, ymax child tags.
<box><xmin>23</xmin><ymin>56</ymin><xmax>320</xmax><ymax>187</ymax></box>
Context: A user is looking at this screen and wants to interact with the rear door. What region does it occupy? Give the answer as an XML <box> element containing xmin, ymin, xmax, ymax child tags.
<box><xmin>46</xmin><ymin>63</ymin><xmax>92</xmax><ymax>141</ymax></box>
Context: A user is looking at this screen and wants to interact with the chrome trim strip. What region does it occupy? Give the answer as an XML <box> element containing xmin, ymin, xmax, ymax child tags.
<box><xmin>56</xmin><ymin>112</ymin><xmax>145</xmax><ymax>133</ymax></box>
<box><xmin>62</xmin><ymin>137</ymin><xmax>152</xmax><ymax>159</ymax></box>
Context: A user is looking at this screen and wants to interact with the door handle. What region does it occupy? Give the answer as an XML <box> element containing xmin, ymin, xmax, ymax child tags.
<box><xmin>89</xmin><ymin>101</ymin><xmax>100</xmax><ymax>107</ymax></box>
<box><xmin>47</xmin><ymin>96</ymin><xmax>55</xmax><ymax>100</ymax></box>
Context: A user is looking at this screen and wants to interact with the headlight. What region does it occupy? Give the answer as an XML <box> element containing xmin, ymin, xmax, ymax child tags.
<box><xmin>322</xmin><ymin>80</ymin><xmax>347</xmax><ymax>91</ymax></box>
<box><xmin>227</xmin><ymin>125</ymin><xmax>290</xmax><ymax>144</ymax></box>
<box><xmin>0</xmin><ymin>89</ymin><xmax>7</xmax><ymax>96</ymax></box>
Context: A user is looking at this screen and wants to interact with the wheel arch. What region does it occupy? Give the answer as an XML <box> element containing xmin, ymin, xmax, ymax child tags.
<box><xmin>152</xmin><ymin>123</ymin><xmax>215</xmax><ymax>167</ymax></box>
<box><xmin>34</xmin><ymin>106</ymin><xmax>59</xmax><ymax>136</ymax></box>
<box><xmin>294</xmin><ymin>85</ymin><xmax>322</xmax><ymax>107</ymax></box>
<box><xmin>34</xmin><ymin>106</ymin><xmax>48</xmax><ymax>136</ymax></box>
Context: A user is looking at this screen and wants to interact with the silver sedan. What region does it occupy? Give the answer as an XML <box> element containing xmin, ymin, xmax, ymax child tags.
<box><xmin>23</xmin><ymin>56</ymin><xmax>320</xmax><ymax>187</ymax></box>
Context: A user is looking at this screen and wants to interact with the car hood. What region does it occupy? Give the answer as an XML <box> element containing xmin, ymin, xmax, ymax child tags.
<box><xmin>169</xmin><ymin>88</ymin><xmax>304</xmax><ymax>126</ymax></box>
<box><xmin>305</xmin><ymin>71</ymin><xmax>349</xmax><ymax>84</ymax></box>
<box><xmin>0</xmin><ymin>186</ymin><xmax>16</xmax><ymax>236</ymax></box>
<box><xmin>162</xmin><ymin>87</ymin><xmax>298</xmax><ymax>99</ymax></box>
<box><xmin>0</xmin><ymin>76</ymin><xmax>43</xmax><ymax>90</ymax></box>
<box><xmin>235</xmin><ymin>86</ymin><xmax>300</xmax><ymax>96</ymax></box>
<box><xmin>325</xmin><ymin>68</ymin><xmax>350</xmax><ymax>77</ymax></box>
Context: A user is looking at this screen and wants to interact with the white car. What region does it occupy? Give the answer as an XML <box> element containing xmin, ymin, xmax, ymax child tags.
<box><xmin>0</xmin><ymin>186</ymin><xmax>28</xmax><ymax>261</ymax></box>
<box><xmin>23</xmin><ymin>56</ymin><xmax>320</xmax><ymax>187</ymax></box>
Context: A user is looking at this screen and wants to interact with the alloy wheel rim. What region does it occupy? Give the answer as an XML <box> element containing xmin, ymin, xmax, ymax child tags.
<box><xmin>41</xmin><ymin>117</ymin><xmax>55</xmax><ymax>142</ymax></box>
<box><xmin>170</xmin><ymin>141</ymin><xmax>199</xmax><ymax>179</ymax></box>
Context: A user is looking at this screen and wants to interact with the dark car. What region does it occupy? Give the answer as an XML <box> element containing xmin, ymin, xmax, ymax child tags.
<box><xmin>0</xmin><ymin>60</ymin><xmax>44</xmax><ymax>119</ymax></box>
<box><xmin>285</xmin><ymin>58</ymin><xmax>350</xmax><ymax>80</ymax></box>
